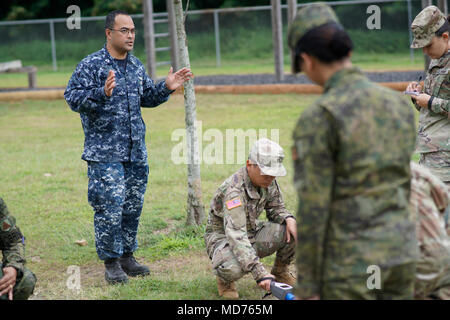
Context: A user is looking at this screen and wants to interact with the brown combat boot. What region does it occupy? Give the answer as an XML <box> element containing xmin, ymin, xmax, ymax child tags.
<box><xmin>216</xmin><ymin>276</ymin><xmax>239</xmax><ymax>299</ymax></box>
<box><xmin>271</xmin><ymin>261</ymin><xmax>296</xmax><ymax>286</ymax></box>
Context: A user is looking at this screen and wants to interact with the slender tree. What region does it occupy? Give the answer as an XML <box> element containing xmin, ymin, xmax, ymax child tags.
<box><xmin>173</xmin><ymin>0</ymin><xmax>205</xmax><ymax>226</ymax></box>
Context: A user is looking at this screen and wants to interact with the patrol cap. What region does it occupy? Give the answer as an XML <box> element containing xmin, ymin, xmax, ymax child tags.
<box><xmin>411</xmin><ymin>6</ymin><xmax>447</xmax><ymax>49</ymax></box>
<box><xmin>287</xmin><ymin>3</ymin><xmax>341</xmax><ymax>72</ymax></box>
<box><xmin>248</xmin><ymin>138</ymin><xmax>286</xmax><ymax>177</ymax></box>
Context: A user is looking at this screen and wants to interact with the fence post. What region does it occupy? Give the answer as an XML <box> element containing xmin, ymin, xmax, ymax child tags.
<box><xmin>438</xmin><ymin>0</ymin><xmax>448</xmax><ymax>15</ymax></box>
<box><xmin>49</xmin><ymin>20</ymin><xmax>57</xmax><ymax>71</ymax></box>
<box><xmin>143</xmin><ymin>0</ymin><xmax>157</xmax><ymax>79</ymax></box>
<box><xmin>214</xmin><ymin>10</ymin><xmax>221</xmax><ymax>68</ymax></box>
<box><xmin>271</xmin><ymin>0</ymin><xmax>284</xmax><ymax>82</ymax></box>
<box><xmin>407</xmin><ymin>0</ymin><xmax>414</xmax><ymax>63</ymax></box>
<box><xmin>421</xmin><ymin>0</ymin><xmax>433</xmax><ymax>70</ymax></box>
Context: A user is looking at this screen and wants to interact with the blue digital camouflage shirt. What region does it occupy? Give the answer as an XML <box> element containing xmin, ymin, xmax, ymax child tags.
<box><xmin>64</xmin><ymin>45</ymin><xmax>174</xmax><ymax>162</ymax></box>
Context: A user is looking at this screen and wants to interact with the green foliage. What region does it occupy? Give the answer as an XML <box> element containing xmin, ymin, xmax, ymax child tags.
<box><xmin>1</xmin><ymin>0</ymin><xmax>274</xmax><ymax>20</ymax></box>
<box><xmin>91</xmin><ymin>0</ymin><xmax>142</xmax><ymax>16</ymax></box>
<box><xmin>5</xmin><ymin>6</ymin><xmax>33</xmax><ymax>20</ymax></box>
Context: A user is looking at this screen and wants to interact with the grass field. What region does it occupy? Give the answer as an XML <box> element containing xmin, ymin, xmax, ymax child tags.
<box><xmin>0</xmin><ymin>93</ymin><xmax>420</xmax><ymax>300</ymax></box>
<box><xmin>0</xmin><ymin>52</ymin><xmax>425</xmax><ymax>89</ymax></box>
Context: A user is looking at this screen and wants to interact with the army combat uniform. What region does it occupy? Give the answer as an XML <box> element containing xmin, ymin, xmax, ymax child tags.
<box><xmin>204</xmin><ymin>168</ymin><xmax>295</xmax><ymax>284</ymax></box>
<box><xmin>410</xmin><ymin>162</ymin><xmax>450</xmax><ymax>299</ymax></box>
<box><xmin>64</xmin><ymin>45</ymin><xmax>174</xmax><ymax>261</ymax></box>
<box><xmin>410</xmin><ymin>6</ymin><xmax>450</xmax><ymax>184</ymax></box>
<box><xmin>289</xmin><ymin>4</ymin><xmax>418</xmax><ymax>299</ymax></box>
<box><xmin>0</xmin><ymin>198</ymin><xmax>36</xmax><ymax>300</ymax></box>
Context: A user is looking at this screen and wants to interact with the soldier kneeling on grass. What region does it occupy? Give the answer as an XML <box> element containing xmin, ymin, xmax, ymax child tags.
<box><xmin>204</xmin><ymin>139</ymin><xmax>297</xmax><ymax>299</ymax></box>
<box><xmin>0</xmin><ymin>197</ymin><xmax>36</xmax><ymax>300</ymax></box>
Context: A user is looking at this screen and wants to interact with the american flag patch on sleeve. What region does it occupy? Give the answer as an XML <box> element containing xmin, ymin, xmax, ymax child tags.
<box><xmin>226</xmin><ymin>197</ymin><xmax>242</xmax><ymax>210</ymax></box>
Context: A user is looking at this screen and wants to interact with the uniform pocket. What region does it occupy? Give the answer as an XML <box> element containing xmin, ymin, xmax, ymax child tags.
<box><xmin>431</xmin><ymin>70</ymin><xmax>448</xmax><ymax>97</ymax></box>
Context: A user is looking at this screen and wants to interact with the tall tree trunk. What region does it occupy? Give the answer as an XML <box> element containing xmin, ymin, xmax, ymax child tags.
<box><xmin>173</xmin><ymin>0</ymin><xmax>205</xmax><ymax>226</ymax></box>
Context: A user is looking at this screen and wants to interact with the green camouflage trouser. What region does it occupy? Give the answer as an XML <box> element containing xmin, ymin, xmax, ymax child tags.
<box><xmin>211</xmin><ymin>221</ymin><xmax>295</xmax><ymax>282</ymax></box>
<box><xmin>320</xmin><ymin>263</ymin><xmax>416</xmax><ymax>300</ymax></box>
<box><xmin>419</xmin><ymin>151</ymin><xmax>450</xmax><ymax>183</ymax></box>
<box><xmin>415</xmin><ymin>203</ymin><xmax>450</xmax><ymax>300</ymax></box>
<box><xmin>0</xmin><ymin>267</ymin><xmax>37</xmax><ymax>300</ymax></box>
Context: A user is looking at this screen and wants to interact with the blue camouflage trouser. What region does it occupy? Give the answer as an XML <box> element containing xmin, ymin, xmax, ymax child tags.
<box><xmin>87</xmin><ymin>161</ymin><xmax>149</xmax><ymax>260</ymax></box>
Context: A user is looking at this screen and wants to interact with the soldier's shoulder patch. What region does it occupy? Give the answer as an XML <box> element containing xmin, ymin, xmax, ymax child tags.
<box><xmin>2</xmin><ymin>220</ymin><xmax>11</xmax><ymax>232</ymax></box>
<box><xmin>226</xmin><ymin>197</ymin><xmax>242</xmax><ymax>210</ymax></box>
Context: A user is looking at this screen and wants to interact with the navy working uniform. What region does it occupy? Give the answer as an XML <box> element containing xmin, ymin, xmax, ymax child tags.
<box><xmin>64</xmin><ymin>45</ymin><xmax>174</xmax><ymax>260</ymax></box>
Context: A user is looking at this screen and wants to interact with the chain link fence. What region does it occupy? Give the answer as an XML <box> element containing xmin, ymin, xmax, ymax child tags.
<box><xmin>0</xmin><ymin>0</ymin><xmax>435</xmax><ymax>75</ymax></box>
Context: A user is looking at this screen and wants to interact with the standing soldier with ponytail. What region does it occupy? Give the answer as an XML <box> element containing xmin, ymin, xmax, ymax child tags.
<box><xmin>288</xmin><ymin>4</ymin><xmax>418</xmax><ymax>299</ymax></box>
<box><xmin>406</xmin><ymin>6</ymin><xmax>450</xmax><ymax>186</ymax></box>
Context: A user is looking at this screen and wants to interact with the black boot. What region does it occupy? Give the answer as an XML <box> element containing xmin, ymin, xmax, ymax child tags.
<box><xmin>104</xmin><ymin>258</ymin><xmax>129</xmax><ymax>284</ymax></box>
<box><xmin>119</xmin><ymin>252</ymin><xmax>151</xmax><ymax>277</ymax></box>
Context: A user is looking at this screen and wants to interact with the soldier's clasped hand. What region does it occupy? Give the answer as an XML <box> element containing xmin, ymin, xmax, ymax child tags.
<box><xmin>0</xmin><ymin>267</ymin><xmax>17</xmax><ymax>300</ymax></box>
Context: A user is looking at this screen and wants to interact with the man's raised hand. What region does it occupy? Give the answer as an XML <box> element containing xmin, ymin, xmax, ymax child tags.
<box><xmin>104</xmin><ymin>70</ymin><xmax>116</xmax><ymax>97</ymax></box>
<box><xmin>165</xmin><ymin>67</ymin><xmax>194</xmax><ymax>91</ymax></box>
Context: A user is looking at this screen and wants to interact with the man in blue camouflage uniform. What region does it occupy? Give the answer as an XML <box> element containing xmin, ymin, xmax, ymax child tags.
<box><xmin>64</xmin><ymin>10</ymin><xmax>193</xmax><ymax>284</ymax></box>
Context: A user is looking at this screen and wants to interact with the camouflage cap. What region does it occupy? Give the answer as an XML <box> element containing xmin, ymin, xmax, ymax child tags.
<box><xmin>287</xmin><ymin>3</ymin><xmax>340</xmax><ymax>50</ymax></box>
<box><xmin>411</xmin><ymin>6</ymin><xmax>446</xmax><ymax>49</ymax></box>
<box><xmin>249</xmin><ymin>138</ymin><xmax>286</xmax><ymax>177</ymax></box>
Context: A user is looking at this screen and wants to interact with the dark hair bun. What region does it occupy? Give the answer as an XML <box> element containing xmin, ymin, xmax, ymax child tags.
<box><xmin>295</xmin><ymin>23</ymin><xmax>353</xmax><ymax>64</ymax></box>
<box><xmin>329</xmin><ymin>30</ymin><xmax>352</xmax><ymax>59</ymax></box>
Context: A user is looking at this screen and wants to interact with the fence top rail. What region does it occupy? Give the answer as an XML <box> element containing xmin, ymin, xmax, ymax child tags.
<box><xmin>0</xmin><ymin>0</ymin><xmax>407</xmax><ymax>26</ymax></box>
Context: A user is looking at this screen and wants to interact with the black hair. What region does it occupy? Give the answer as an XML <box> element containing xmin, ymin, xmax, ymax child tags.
<box><xmin>105</xmin><ymin>10</ymin><xmax>130</xmax><ymax>30</ymax></box>
<box><xmin>435</xmin><ymin>15</ymin><xmax>450</xmax><ymax>37</ymax></box>
<box><xmin>294</xmin><ymin>22</ymin><xmax>353</xmax><ymax>71</ymax></box>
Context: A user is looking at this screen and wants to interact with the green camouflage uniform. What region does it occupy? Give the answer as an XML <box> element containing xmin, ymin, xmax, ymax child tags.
<box><xmin>410</xmin><ymin>162</ymin><xmax>450</xmax><ymax>299</ymax></box>
<box><xmin>0</xmin><ymin>198</ymin><xmax>36</xmax><ymax>300</ymax></box>
<box><xmin>410</xmin><ymin>6</ymin><xmax>450</xmax><ymax>184</ymax></box>
<box><xmin>288</xmin><ymin>4</ymin><xmax>418</xmax><ymax>300</ymax></box>
<box><xmin>204</xmin><ymin>139</ymin><xmax>295</xmax><ymax>283</ymax></box>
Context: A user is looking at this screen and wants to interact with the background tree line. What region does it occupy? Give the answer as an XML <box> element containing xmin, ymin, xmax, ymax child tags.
<box><xmin>1</xmin><ymin>0</ymin><xmax>365</xmax><ymax>21</ymax></box>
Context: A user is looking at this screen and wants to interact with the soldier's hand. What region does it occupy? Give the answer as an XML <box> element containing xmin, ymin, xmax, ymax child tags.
<box><xmin>285</xmin><ymin>217</ymin><xmax>297</xmax><ymax>244</ymax></box>
<box><xmin>406</xmin><ymin>81</ymin><xmax>422</xmax><ymax>93</ymax></box>
<box><xmin>257</xmin><ymin>274</ymin><xmax>275</xmax><ymax>291</ymax></box>
<box><xmin>0</xmin><ymin>267</ymin><xmax>17</xmax><ymax>299</ymax></box>
<box><xmin>104</xmin><ymin>70</ymin><xmax>116</xmax><ymax>97</ymax></box>
<box><xmin>415</xmin><ymin>93</ymin><xmax>431</xmax><ymax>108</ymax></box>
